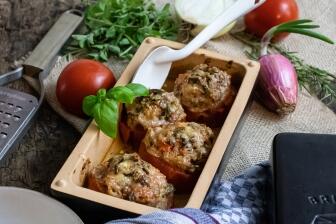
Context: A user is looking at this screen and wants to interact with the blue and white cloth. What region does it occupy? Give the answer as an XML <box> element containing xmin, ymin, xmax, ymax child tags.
<box><xmin>106</xmin><ymin>162</ymin><xmax>270</xmax><ymax>224</ymax></box>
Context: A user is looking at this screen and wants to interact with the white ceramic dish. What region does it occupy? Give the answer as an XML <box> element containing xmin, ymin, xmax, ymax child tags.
<box><xmin>0</xmin><ymin>187</ymin><xmax>83</xmax><ymax>224</ymax></box>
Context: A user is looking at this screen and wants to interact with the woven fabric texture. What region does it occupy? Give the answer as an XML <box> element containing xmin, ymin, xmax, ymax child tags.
<box><xmin>24</xmin><ymin>0</ymin><xmax>336</xmax><ymax>179</ymax></box>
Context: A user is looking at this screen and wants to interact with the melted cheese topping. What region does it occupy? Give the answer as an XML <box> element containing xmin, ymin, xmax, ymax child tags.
<box><xmin>143</xmin><ymin>122</ymin><xmax>214</xmax><ymax>173</ymax></box>
<box><xmin>126</xmin><ymin>89</ymin><xmax>186</xmax><ymax>129</ymax></box>
<box><xmin>174</xmin><ymin>64</ymin><xmax>235</xmax><ymax>113</ymax></box>
<box><xmin>91</xmin><ymin>153</ymin><xmax>174</xmax><ymax>209</ymax></box>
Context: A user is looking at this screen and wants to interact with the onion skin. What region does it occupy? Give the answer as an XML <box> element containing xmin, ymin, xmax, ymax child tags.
<box><xmin>256</xmin><ymin>54</ymin><xmax>298</xmax><ymax>115</ymax></box>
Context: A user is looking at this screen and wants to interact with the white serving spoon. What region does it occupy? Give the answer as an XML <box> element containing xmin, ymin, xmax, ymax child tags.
<box><xmin>132</xmin><ymin>0</ymin><xmax>265</xmax><ymax>89</ymax></box>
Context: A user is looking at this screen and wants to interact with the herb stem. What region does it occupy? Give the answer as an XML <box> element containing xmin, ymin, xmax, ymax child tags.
<box><xmin>86</xmin><ymin>17</ymin><xmax>113</xmax><ymax>26</ymax></box>
<box><xmin>124</xmin><ymin>34</ymin><xmax>138</xmax><ymax>46</ymax></box>
<box><xmin>260</xmin><ymin>19</ymin><xmax>334</xmax><ymax>57</ymax></box>
<box><xmin>120</xmin><ymin>45</ymin><xmax>133</xmax><ymax>57</ymax></box>
<box><xmin>260</xmin><ymin>27</ymin><xmax>276</xmax><ymax>56</ymax></box>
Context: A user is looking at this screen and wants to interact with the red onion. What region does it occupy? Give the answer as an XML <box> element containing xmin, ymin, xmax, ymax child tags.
<box><xmin>255</xmin><ymin>19</ymin><xmax>333</xmax><ymax>115</ymax></box>
<box><xmin>256</xmin><ymin>54</ymin><xmax>298</xmax><ymax>115</ymax></box>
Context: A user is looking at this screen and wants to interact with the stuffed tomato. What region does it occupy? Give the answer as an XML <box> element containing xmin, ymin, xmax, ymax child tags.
<box><xmin>120</xmin><ymin>89</ymin><xmax>186</xmax><ymax>148</ymax></box>
<box><xmin>174</xmin><ymin>64</ymin><xmax>236</xmax><ymax>127</ymax></box>
<box><xmin>139</xmin><ymin>122</ymin><xmax>214</xmax><ymax>192</ymax></box>
<box><xmin>87</xmin><ymin>153</ymin><xmax>174</xmax><ymax>209</ymax></box>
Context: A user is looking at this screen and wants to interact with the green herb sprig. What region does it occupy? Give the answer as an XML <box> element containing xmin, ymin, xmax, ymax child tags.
<box><xmin>232</xmin><ymin>31</ymin><xmax>336</xmax><ymax>109</ymax></box>
<box><xmin>83</xmin><ymin>83</ymin><xmax>149</xmax><ymax>138</ymax></box>
<box><xmin>66</xmin><ymin>0</ymin><xmax>178</xmax><ymax>61</ymax></box>
<box><xmin>260</xmin><ymin>20</ymin><xmax>334</xmax><ymax>56</ymax></box>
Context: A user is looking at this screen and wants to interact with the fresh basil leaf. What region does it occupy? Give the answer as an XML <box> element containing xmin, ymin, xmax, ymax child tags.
<box><xmin>79</xmin><ymin>39</ymin><xmax>86</xmax><ymax>49</ymax></box>
<box><xmin>72</xmin><ymin>34</ymin><xmax>87</xmax><ymax>41</ymax></box>
<box><xmin>93</xmin><ymin>99</ymin><xmax>119</xmax><ymax>138</ymax></box>
<box><xmin>92</xmin><ymin>28</ymin><xmax>102</xmax><ymax>37</ymax></box>
<box><xmin>88</xmin><ymin>52</ymin><xmax>99</xmax><ymax>60</ymax></box>
<box><xmin>98</xmin><ymin>1</ymin><xmax>106</xmax><ymax>11</ymax></box>
<box><xmin>97</xmin><ymin>88</ymin><xmax>106</xmax><ymax>101</ymax></box>
<box><xmin>119</xmin><ymin>38</ymin><xmax>130</xmax><ymax>46</ymax></box>
<box><xmin>99</xmin><ymin>50</ymin><xmax>109</xmax><ymax>61</ymax></box>
<box><xmin>93</xmin><ymin>44</ymin><xmax>105</xmax><ymax>50</ymax></box>
<box><xmin>126</xmin><ymin>83</ymin><xmax>149</xmax><ymax>97</ymax></box>
<box><xmin>87</xmin><ymin>33</ymin><xmax>95</xmax><ymax>45</ymax></box>
<box><xmin>108</xmin><ymin>45</ymin><xmax>121</xmax><ymax>54</ymax></box>
<box><xmin>82</xmin><ymin>95</ymin><xmax>98</xmax><ymax>116</ymax></box>
<box><xmin>106</xmin><ymin>27</ymin><xmax>116</xmax><ymax>38</ymax></box>
<box><xmin>136</xmin><ymin>33</ymin><xmax>145</xmax><ymax>43</ymax></box>
<box><xmin>107</xmin><ymin>86</ymin><xmax>135</xmax><ymax>104</ymax></box>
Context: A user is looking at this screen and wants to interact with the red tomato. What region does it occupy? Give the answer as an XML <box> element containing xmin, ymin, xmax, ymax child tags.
<box><xmin>119</xmin><ymin>120</ymin><xmax>146</xmax><ymax>149</ymax></box>
<box><xmin>184</xmin><ymin>103</ymin><xmax>230</xmax><ymax>128</ymax></box>
<box><xmin>139</xmin><ymin>143</ymin><xmax>197</xmax><ymax>192</ymax></box>
<box><xmin>244</xmin><ymin>0</ymin><xmax>299</xmax><ymax>42</ymax></box>
<box><xmin>56</xmin><ymin>59</ymin><xmax>116</xmax><ymax>117</ymax></box>
<box><xmin>87</xmin><ymin>174</ymin><xmax>106</xmax><ymax>193</ymax></box>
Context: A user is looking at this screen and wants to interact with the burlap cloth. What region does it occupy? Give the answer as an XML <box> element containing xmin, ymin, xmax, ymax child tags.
<box><xmin>23</xmin><ymin>0</ymin><xmax>336</xmax><ymax>179</ymax></box>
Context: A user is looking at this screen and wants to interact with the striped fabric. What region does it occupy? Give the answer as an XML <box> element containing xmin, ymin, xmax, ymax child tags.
<box><xmin>106</xmin><ymin>162</ymin><xmax>270</xmax><ymax>224</ymax></box>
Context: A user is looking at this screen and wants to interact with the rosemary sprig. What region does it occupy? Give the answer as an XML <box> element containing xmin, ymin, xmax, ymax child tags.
<box><xmin>273</xmin><ymin>45</ymin><xmax>336</xmax><ymax>106</ymax></box>
<box><xmin>231</xmin><ymin>32</ymin><xmax>336</xmax><ymax>109</ymax></box>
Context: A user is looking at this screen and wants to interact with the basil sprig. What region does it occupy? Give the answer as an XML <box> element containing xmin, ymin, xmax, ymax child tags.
<box><xmin>83</xmin><ymin>83</ymin><xmax>149</xmax><ymax>138</ymax></box>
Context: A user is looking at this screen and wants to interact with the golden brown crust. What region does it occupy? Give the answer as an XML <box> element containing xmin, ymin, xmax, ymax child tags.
<box><xmin>184</xmin><ymin>88</ymin><xmax>236</xmax><ymax>127</ymax></box>
<box><xmin>143</xmin><ymin>122</ymin><xmax>214</xmax><ymax>173</ymax></box>
<box><xmin>139</xmin><ymin>142</ymin><xmax>197</xmax><ymax>192</ymax></box>
<box><xmin>174</xmin><ymin>64</ymin><xmax>236</xmax><ymax>126</ymax></box>
<box><xmin>126</xmin><ymin>89</ymin><xmax>186</xmax><ymax>130</ymax></box>
<box><xmin>87</xmin><ymin>153</ymin><xmax>174</xmax><ymax>209</ymax></box>
<box><xmin>121</xmin><ymin>89</ymin><xmax>186</xmax><ymax>148</ymax></box>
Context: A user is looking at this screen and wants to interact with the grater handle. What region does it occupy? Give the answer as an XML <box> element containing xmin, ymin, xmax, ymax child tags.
<box><xmin>23</xmin><ymin>10</ymin><xmax>83</xmax><ymax>76</ymax></box>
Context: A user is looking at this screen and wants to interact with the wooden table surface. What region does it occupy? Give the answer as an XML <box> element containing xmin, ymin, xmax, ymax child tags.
<box><xmin>0</xmin><ymin>0</ymin><xmax>81</xmax><ymax>194</ymax></box>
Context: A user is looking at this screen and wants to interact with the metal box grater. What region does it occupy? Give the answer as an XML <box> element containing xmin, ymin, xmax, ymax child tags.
<box><xmin>0</xmin><ymin>87</ymin><xmax>38</xmax><ymax>159</ymax></box>
<box><xmin>0</xmin><ymin>10</ymin><xmax>83</xmax><ymax>161</ymax></box>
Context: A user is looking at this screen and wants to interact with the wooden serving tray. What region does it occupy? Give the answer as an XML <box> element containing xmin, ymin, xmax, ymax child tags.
<box><xmin>51</xmin><ymin>37</ymin><xmax>260</xmax><ymax>215</ymax></box>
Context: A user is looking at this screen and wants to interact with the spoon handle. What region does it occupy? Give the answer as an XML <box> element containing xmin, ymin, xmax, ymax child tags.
<box><xmin>156</xmin><ymin>0</ymin><xmax>265</xmax><ymax>63</ymax></box>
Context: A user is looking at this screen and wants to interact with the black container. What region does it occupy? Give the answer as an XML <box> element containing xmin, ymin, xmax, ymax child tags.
<box><xmin>272</xmin><ymin>133</ymin><xmax>336</xmax><ymax>224</ymax></box>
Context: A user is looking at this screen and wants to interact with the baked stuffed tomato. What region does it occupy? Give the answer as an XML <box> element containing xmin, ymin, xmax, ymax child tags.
<box><xmin>87</xmin><ymin>153</ymin><xmax>174</xmax><ymax>209</ymax></box>
<box><xmin>174</xmin><ymin>64</ymin><xmax>236</xmax><ymax>127</ymax></box>
<box><xmin>120</xmin><ymin>89</ymin><xmax>186</xmax><ymax>148</ymax></box>
<box><xmin>139</xmin><ymin>122</ymin><xmax>214</xmax><ymax>192</ymax></box>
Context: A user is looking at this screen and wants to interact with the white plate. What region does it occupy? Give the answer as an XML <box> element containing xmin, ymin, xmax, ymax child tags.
<box><xmin>0</xmin><ymin>187</ymin><xmax>83</xmax><ymax>224</ymax></box>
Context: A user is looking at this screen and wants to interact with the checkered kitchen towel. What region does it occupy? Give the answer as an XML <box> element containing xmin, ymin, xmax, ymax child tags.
<box><xmin>204</xmin><ymin>162</ymin><xmax>270</xmax><ymax>223</ymax></box>
<box><xmin>107</xmin><ymin>162</ymin><xmax>271</xmax><ymax>224</ymax></box>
